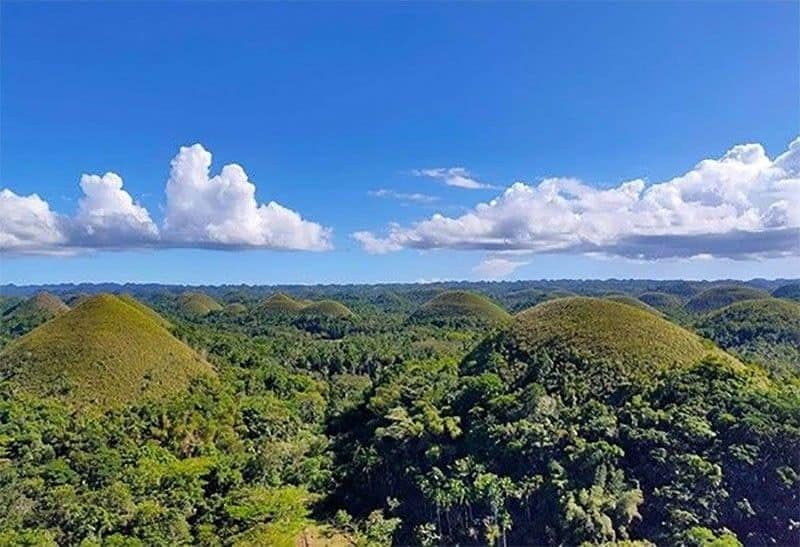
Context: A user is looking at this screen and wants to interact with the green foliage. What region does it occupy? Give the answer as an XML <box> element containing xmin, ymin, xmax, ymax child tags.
<box><xmin>696</xmin><ymin>298</ymin><xmax>800</xmax><ymax>375</ymax></box>
<box><xmin>410</xmin><ymin>291</ymin><xmax>511</xmax><ymax>327</ymax></box>
<box><xmin>773</xmin><ymin>282</ymin><xmax>800</xmax><ymax>302</ymax></box>
<box><xmin>0</xmin><ymin>294</ymin><xmax>213</xmax><ymax>407</ymax></box>
<box><xmin>685</xmin><ymin>286</ymin><xmax>770</xmax><ymax>315</ymax></box>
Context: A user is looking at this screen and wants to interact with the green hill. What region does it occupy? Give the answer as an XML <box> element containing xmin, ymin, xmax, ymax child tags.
<box><xmin>178</xmin><ymin>291</ymin><xmax>223</xmax><ymax>315</ymax></box>
<box><xmin>638</xmin><ymin>291</ymin><xmax>685</xmax><ymax>314</ymax></box>
<box><xmin>411</xmin><ymin>291</ymin><xmax>511</xmax><ymax>325</ymax></box>
<box><xmin>299</xmin><ymin>300</ymin><xmax>355</xmax><ymax>319</ymax></box>
<box><xmin>773</xmin><ymin>283</ymin><xmax>800</xmax><ymax>302</ymax></box>
<box><xmin>603</xmin><ymin>294</ymin><xmax>661</xmax><ymax>314</ymax></box>
<box><xmin>258</xmin><ymin>293</ymin><xmax>307</xmax><ymax>314</ymax></box>
<box><xmin>504</xmin><ymin>289</ymin><xmax>575</xmax><ymax>313</ymax></box>
<box><xmin>465</xmin><ymin>297</ymin><xmax>738</xmax><ymax>386</ymax></box>
<box><xmin>5</xmin><ymin>291</ymin><xmax>69</xmax><ymax>320</ymax></box>
<box><xmin>117</xmin><ymin>293</ymin><xmax>172</xmax><ymax>328</ymax></box>
<box><xmin>223</xmin><ymin>302</ymin><xmax>248</xmax><ymax>315</ymax></box>
<box><xmin>696</xmin><ymin>298</ymin><xmax>800</xmax><ymax>375</ymax></box>
<box><xmin>0</xmin><ymin>294</ymin><xmax>213</xmax><ymax>408</ymax></box>
<box><xmin>685</xmin><ymin>285</ymin><xmax>770</xmax><ymax>314</ymax></box>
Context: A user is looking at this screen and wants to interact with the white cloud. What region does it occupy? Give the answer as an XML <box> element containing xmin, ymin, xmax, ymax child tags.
<box><xmin>0</xmin><ymin>144</ymin><xmax>332</xmax><ymax>254</ymax></box>
<box><xmin>356</xmin><ymin>138</ymin><xmax>800</xmax><ymax>260</ymax></box>
<box><xmin>163</xmin><ymin>144</ymin><xmax>331</xmax><ymax>250</ymax></box>
<box><xmin>414</xmin><ymin>167</ymin><xmax>495</xmax><ymax>189</ymax></box>
<box><xmin>473</xmin><ymin>257</ymin><xmax>528</xmax><ymax>279</ymax></box>
<box><xmin>368</xmin><ymin>188</ymin><xmax>439</xmax><ymax>204</ymax></box>
<box><xmin>0</xmin><ymin>190</ymin><xmax>66</xmax><ymax>253</ymax></box>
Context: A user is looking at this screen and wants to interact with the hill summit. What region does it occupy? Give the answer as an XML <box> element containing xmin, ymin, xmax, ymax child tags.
<box><xmin>4</xmin><ymin>291</ymin><xmax>69</xmax><ymax>320</ymax></box>
<box><xmin>411</xmin><ymin>291</ymin><xmax>511</xmax><ymax>326</ymax></box>
<box><xmin>178</xmin><ymin>292</ymin><xmax>223</xmax><ymax>315</ymax></box>
<box><xmin>464</xmin><ymin>297</ymin><xmax>737</xmax><ymax>388</ymax></box>
<box><xmin>0</xmin><ymin>294</ymin><xmax>213</xmax><ymax>408</ymax></box>
<box><xmin>685</xmin><ymin>285</ymin><xmax>770</xmax><ymax>314</ymax></box>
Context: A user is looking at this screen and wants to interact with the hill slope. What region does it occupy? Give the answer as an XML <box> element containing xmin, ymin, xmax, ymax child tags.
<box><xmin>411</xmin><ymin>291</ymin><xmax>510</xmax><ymax>325</ymax></box>
<box><xmin>638</xmin><ymin>291</ymin><xmax>685</xmax><ymax>314</ymax></box>
<box><xmin>178</xmin><ymin>292</ymin><xmax>223</xmax><ymax>315</ymax></box>
<box><xmin>603</xmin><ymin>294</ymin><xmax>661</xmax><ymax>314</ymax></box>
<box><xmin>4</xmin><ymin>292</ymin><xmax>69</xmax><ymax>320</ymax></box>
<box><xmin>465</xmin><ymin>297</ymin><xmax>736</xmax><ymax>387</ymax></box>
<box><xmin>0</xmin><ymin>294</ymin><xmax>213</xmax><ymax>407</ymax></box>
<box><xmin>685</xmin><ymin>286</ymin><xmax>770</xmax><ymax>314</ymax></box>
<box><xmin>696</xmin><ymin>298</ymin><xmax>800</xmax><ymax>375</ymax></box>
<box><xmin>257</xmin><ymin>293</ymin><xmax>307</xmax><ymax>314</ymax></box>
<box><xmin>773</xmin><ymin>283</ymin><xmax>800</xmax><ymax>302</ymax></box>
<box><xmin>299</xmin><ymin>300</ymin><xmax>355</xmax><ymax>319</ymax></box>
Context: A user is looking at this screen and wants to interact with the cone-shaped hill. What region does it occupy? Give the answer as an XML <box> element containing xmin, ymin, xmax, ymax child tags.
<box><xmin>410</xmin><ymin>291</ymin><xmax>511</xmax><ymax>326</ymax></box>
<box><xmin>685</xmin><ymin>285</ymin><xmax>770</xmax><ymax>315</ymax></box>
<box><xmin>602</xmin><ymin>294</ymin><xmax>661</xmax><ymax>314</ymax></box>
<box><xmin>464</xmin><ymin>297</ymin><xmax>739</xmax><ymax>389</ymax></box>
<box><xmin>178</xmin><ymin>291</ymin><xmax>223</xmax><ymax>315</ymax></box>
<box><xmin>0</xmin><ymin>294</ymin><xmax>213</xmax><ymax>408</ymax></box>
<box><xmin>258</xmin><ymin>293</ymin><xmax>308</xmax><ymax>314</ymax></box>
<box><xmin>638</xmin><ymin>291</ymin><xmax>685</xmax><ymax>314</ymax></box>
<box><xmin>224</xmin><ymin>302</ymin><xmax>248</xmax><ymax>315</ymax></box>
<box><xmin>696</xmin><ymin>298</ymin><xmax>800</xmax><ymax>375</ymax></box>
<box><xmin>773</xmin><ymin>283</ymin><xmax>800</xmax><ymax>302</ymax></box>
<box><xmin>299</xmin><ymin>299</ymin><xmax>355</xmax><ymax>319</ymax></box>
<box><xmin>4</xmin><ymin>291</ymin><xmax>69</xmax><ymax>321</ymax></box>
<box><xmin>117</xmin><ymin>293</ymin><xmax>172</xmax><ymax>329</ymax></box>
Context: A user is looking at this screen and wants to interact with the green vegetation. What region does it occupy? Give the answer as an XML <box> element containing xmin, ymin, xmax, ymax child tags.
<box><xmin>603</xmin><ymin>294</ymin><xmax>661</xmax><ymax>314</ymax></box>
<box><xmin>0</xmin><ymin>292</ymin><xmax>70</xmax><ymax>346</ymax></box>
<box><xmin>696</xmin><ymin>298</ymin><xmax>800</xmax><ymax>375</ymax></box>
<box><xmin>0</xmin><ymin>280</ymin><xmax>797</xmax><ymax>546</ymax></box>
<box><xmin>638</xmin><ymin>291</ymin><xmax>685</xmax><ymax>315</ymax></box>
<box><xmin>258</xmin><ymin>292</ymin><xmax>307</xmax><ymax>314</ymax></box>
<box><xmin>224</xmin><ymin>302</ymin><xmax>248</xmax><ymax>315</ymax></box>
<box><xmin>773</xmin><ymin>282</ymin><xmax>800</xmax><ymax>302</ymax></box>
<box><xmin>0</xmin><ymin>294</ymin><xmax>212</xmax><ymax>407</ymax></box>
<box><xmin>410</xmin><ymin>290</ymin><xmax>511</xmax><ymax>327</ymax></box>
<box><xmin>685</xmin><ymin>286</ymin><xmax>770</xmax><ymax>315</ymax></box>
<box><xmin>178</xmin><ymin>291</ymin><xmax>223</xmax><ymax>315</ymax></box>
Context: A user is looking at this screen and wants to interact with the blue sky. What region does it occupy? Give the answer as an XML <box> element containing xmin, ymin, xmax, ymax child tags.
<box><xmin>1</xmin><ymin>1</ymin><xmax>798</xmax><ymax>284</ymax></box>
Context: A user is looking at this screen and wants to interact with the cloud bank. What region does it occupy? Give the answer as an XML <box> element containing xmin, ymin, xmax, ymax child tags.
<box><xmin>1</xmin><ymin>144</ymin><xmax>332</xmax><ymax>254</ymax></box>
<box><xmin>355</xmin><ymin>138</ymin><xmax>800</xmax><ymax>260</ymax></box>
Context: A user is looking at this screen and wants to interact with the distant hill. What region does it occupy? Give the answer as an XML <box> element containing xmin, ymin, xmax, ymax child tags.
<box><xmin>0</xmin><ymin>294</ymin><xmax>213</xmax><ymax>408</ymax></box>
<box><xmin>411</xmin><ymin>291</ymin><xmax>510</xmax><ymax>326</ymax></box>
<box><xmin>602</xmin><ymin>294</ymin><xmax>661</xmax><ymax>314</ymax></box>
<box><xmin>773</xmin><ymin>283</ymin><xmax>800</xmax><ymax>302</ymax></box>
<box><xmin>685</xmin><ymin>286</ymin><xmax>770</xmax><ymax>314</ymax></box>
<box><xmin>638</xmin><ymin>291</ymin><xmax>685</xmax><ymax>315</ymax></box>
<box><xmin>178</xmin><ymin>292</ymin><xmax>223</xmax><ymax>315</ymax></box>
<box><xmin>257</xmin><ymin>293</ymin><xmax>308</xmax><ymax>314</ymax></box>
<box><xmin>5</xmin><ymin>291</ymin><xmax>69</xmax><ymax>320</ymax></box>
<box><xmin>464</xmin><ymin>297</ymin><xmax>738</xmax><ymax>388</ymax></box>
<box><xmin>224</xmin><ymin>302</ymin><xmax>248</xmax><ymax>315</ymax></box>
<box><xmin>696</xmin><ymin>298</ymin><xmax>800</xmax><ymax>375</ymax></box>
<box><xmin>299</xmin><ymin>300</ymin><xmax>355</xmax><ymax>319</ymax></box>
<box><xmin>503</xmin><ymin>289</ymin><xmax>575</xmax><ymax>313</ymax></box>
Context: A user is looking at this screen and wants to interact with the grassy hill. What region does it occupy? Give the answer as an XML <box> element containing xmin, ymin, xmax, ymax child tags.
<box><xmin>638</xmin><ymin>291</ymin><xmax>685</xmax><ymax>314</ymax></box>
<box><xmin>0</xmin><ymin>294</ymin><xmax>213</xmax><ymax>408</ymax></box>
<box><xmin>603</xmin><ymin>294</ymin><xmax>661</xmax><ymax>314</ymax></box>
<box><xmin>465</xmin><ymin>297</ymin><xmax>738</xmax><ymax>387</ymax></box>
<box><xmin>5</xmin><ymin>291</ymin><xmax>69</xmax><ymax>320</ymax></box>
<box><xmin>224</xmin><ymin>302</ymin><xmax>248</xmax><ymax>315</ymax></box>
<box><xmin>117</xmin><ymin>293</ymin><xmax>172</xmax><ymax>328</ymax></box>
<box><xmin>503</xmin><ymin>289</ymin><xmax>575</xmax><ymax>313</ymax></box>
<box><xmin>773</xmin><ymin>283</ymin><xmax>800</xmax><ymax>302</ymax></box>
<box><xmin>696</xmin><ymin>298</ymin><xmax>800</xmax><ymax>375</ymax></box>
<box><xmin>299</xmin><ymin>299</ymin><xmax>355</xmax><ymax>319</ymax></box>
<box><xmin>411</xmin><ymin>291</ymin><xmax>511</xmax><ymax>325</ymax></box>
<box><xmin>178</xmin><ymin>291</ymin><xmax>223</xmax><ymax>315</ymax></box>
<box><xmin>685</xmin><ymin>285</ymin><xmax>770</xmax><ymax>315</ymax></box>
<box><xmin>257</xmin><ymin>293</ymin><xmax>308</xmax><ymax>314</ymax></box>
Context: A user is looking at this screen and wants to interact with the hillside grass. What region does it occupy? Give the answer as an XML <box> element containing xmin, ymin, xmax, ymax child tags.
<box><xmin>638</xmin><ymin>291</ymin><xmax>685</xmax><ymax>312</ymax></box>
<box><xmin>603</xmin><ymin>294</ymin><xmax>662</xmax><ymax>314</ymax></box>
<box><xmin>258</xmin><ymin>293</ymin><xmax>308</xmax><ymax>314</ymax></box>
<box><xmin>5</xmin><ymin>292</ymin><xmax>69</xmax><ymax>320</ymax></box>
<box><xmin>0</xmin><ymin>294</ymin><xmax>213</xmax><ymax>408</ymax></box>
<box><xmin>179</xmin><ymin>291</ymin><xmax>223</xmax><ymax>315</ymax></box>
<box><xmin>299</xmin><ymin>300</ymin><xmax>355</xmax><ymax>319</ymax></box>
<box><xmin>685</xmin><ymin>285</ymin><xmax>770</xmax><ymax>314</ymax></box>
<box><xmin>498</xmin><ymin>297</ymin><xmax>739</xmax><ymax>380</ymax></box>
<box><xmin>411</xmin><ymin>291</ymin><xmax>511</xmax><ymax>325</ymax></box>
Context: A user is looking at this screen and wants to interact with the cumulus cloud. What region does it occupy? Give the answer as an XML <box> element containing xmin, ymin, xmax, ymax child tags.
<box><xmin>414</xmin><ymin>167</ymin><xmax>495</xmax><ymax>189</ymax></box>
<box><xmin>163</xmin><ymin>144</ymin><xmax>331</xmax><ymax>250</ymax></box>
<box><xmin>356</xmin><ymin>138</ymin><xmax>800</xmax><ymax>260</ymax></box>
<box><xmin>0</xmin><ymin>144</ymin><xmax>332</xmax><ymax>254</ymax></box>
<box><xmin>473</xmin><ymin>257</ymin><xmax>529</xmax><ymax>279</ymax></box>
<box><xmin>368</xmin><ymin>188</ymin><xmax>439</xmax><ymax>204</ymax></box>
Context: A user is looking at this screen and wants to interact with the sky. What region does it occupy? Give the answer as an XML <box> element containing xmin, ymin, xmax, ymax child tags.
<box><xmin>1</xmin><ymin>1</ymin><xmax>798</xmax><ymax>285</ymax></box>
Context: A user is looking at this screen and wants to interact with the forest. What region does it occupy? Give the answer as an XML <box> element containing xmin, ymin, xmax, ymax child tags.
<box><xmin>0</xmin><ymin>279</ymin><xmax>798</xmax><ymax>546</ymax></box>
